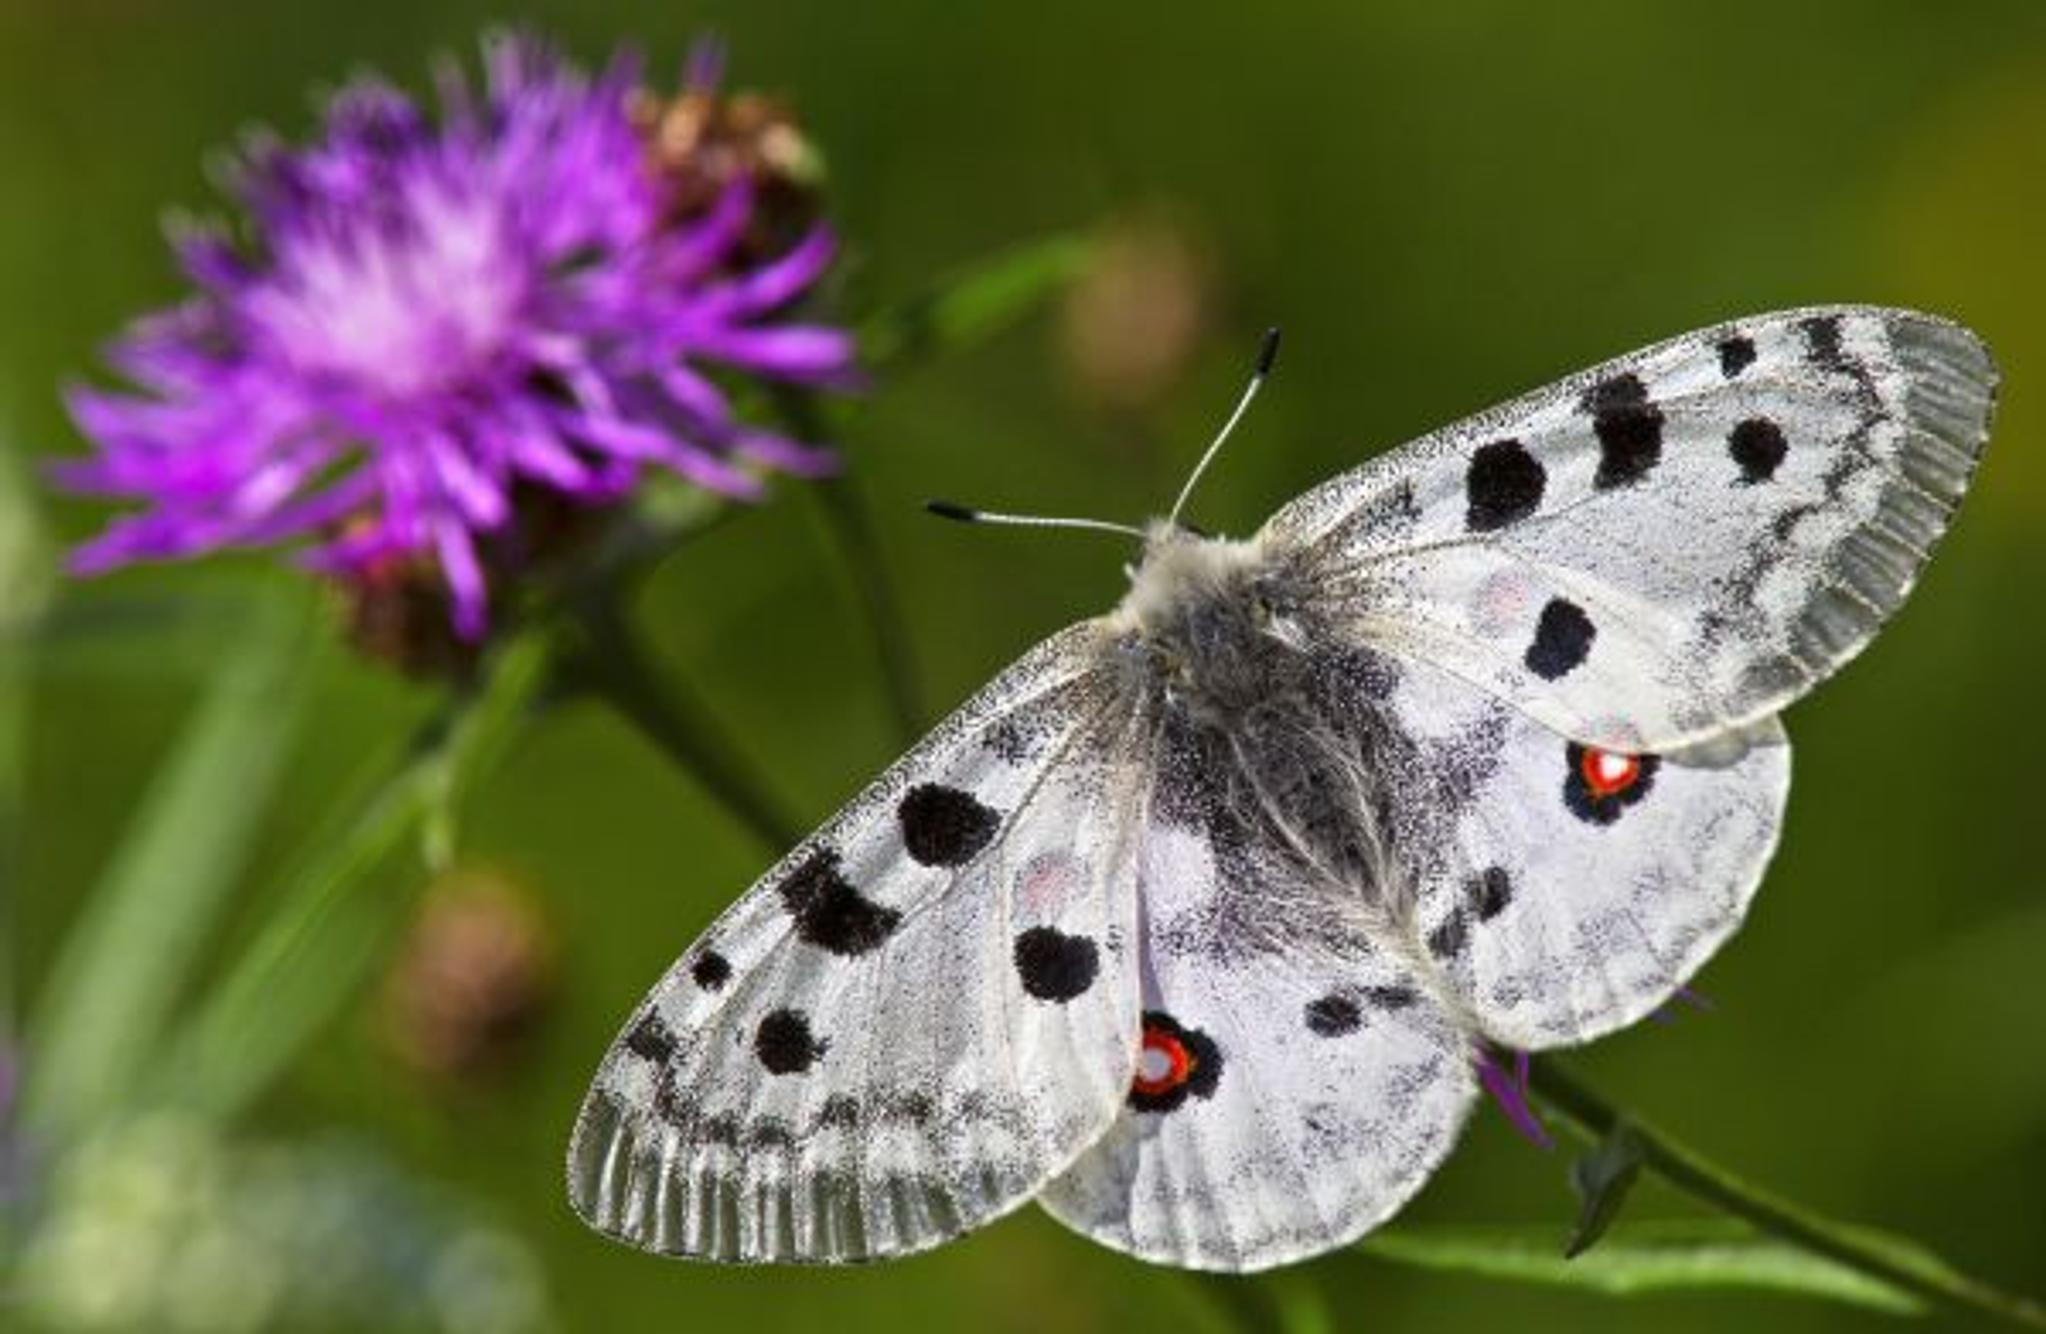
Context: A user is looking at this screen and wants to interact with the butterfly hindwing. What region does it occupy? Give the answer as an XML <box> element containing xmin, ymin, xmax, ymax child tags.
<box><xmin>1373</xmin><ymin>654</ymin><xmax>1791</xmax><ymax>1048</ymax></box>
<box><xmin>567</xmin><ymin>623</ymin><xmax>1146</xmax><ymax>1262</ymax></box>
<box><xmin>1263</xmin><ymin>306</ymin><xmax>1994</xmax><ymax>752</ymax></box>
<box><xmin>1037</xmin><ymin>772</ymin><xmax>1477</xmax><ymax>1271</ymax></box>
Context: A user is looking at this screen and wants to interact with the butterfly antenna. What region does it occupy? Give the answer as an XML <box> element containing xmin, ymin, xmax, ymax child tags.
<box><xmin>924</xmin><ymin>500</ymin><xmax>1145</xmax><ymax>540</ymax></box>
<box><xmin>1167</xmin><ymin>326</ymin><xmax>1280</xmax><ymax>528</ymax></box>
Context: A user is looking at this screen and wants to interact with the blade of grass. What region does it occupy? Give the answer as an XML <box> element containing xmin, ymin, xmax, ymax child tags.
<box><xmin>22</xmin><ymin>594</ymin><xmax>311</xmax><ymax>1138</ymax></box>
<box><xmin>154</xmin><ymin>628</ymin><xmax>556</xmax><ymax>1119</ymax></box>
<box><xmin>1361</xmin><ymin>1219</ymin><xmax>1921</xmax><ymax>1314</ymax></box>
<box><xmin>1</xmin><ymin>429</ymin><xmax>52</xmax><ymax>1213</ymax></box>
<box><xmin>1527</xmin><ymin>1057</ymin><xmax>2046</xmax><ymax>1328</ymax></box>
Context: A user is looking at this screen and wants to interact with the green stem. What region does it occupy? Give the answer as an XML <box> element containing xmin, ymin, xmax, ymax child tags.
<box><xmin>809</xmin><ymin>475</ymin><xmax>924</xmax><ymax>744</ymax></box>
<box><xmin>770</xmin><ymin>387</ymin><xmax>925</xmax><ymax>746</ymax></box>
<box><xmin>1528</xmin><ymin>1057</ymin><xmax>2046</xmax><ymax>1330</ymax></box>
<box><xmin>567</xmin><ymin>596</ymin><xmax>801</xmax><ymax>850</ymax></box>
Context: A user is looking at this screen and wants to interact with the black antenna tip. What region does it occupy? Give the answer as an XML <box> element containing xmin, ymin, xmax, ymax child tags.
<box><xmin>1255</xmin><ymin>326</ymin><xmax>1282</xmax><ymax>376</ymax></box>
<box><xmin>925</xmin><ymin>499</ymin><xmax>979</xmax><ymax>523</ymax></box>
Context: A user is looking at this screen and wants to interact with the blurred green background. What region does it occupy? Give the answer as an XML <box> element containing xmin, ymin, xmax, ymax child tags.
<box><xmin>6</xmin><ymin>1</ymin><xmax>2045</xmax><ymax>1330</ymax></box>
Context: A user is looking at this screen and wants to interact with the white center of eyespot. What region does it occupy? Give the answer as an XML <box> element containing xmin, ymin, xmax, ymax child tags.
<box><xmin>1592</xmin><ymin>752</ymin><xmax>1634</xmax><ymax>785</ymax></box>
<box><xmin>1137</xmin><ymin>1046</ymin><xmax>1175</xmax><ymax>1084</ymax></box>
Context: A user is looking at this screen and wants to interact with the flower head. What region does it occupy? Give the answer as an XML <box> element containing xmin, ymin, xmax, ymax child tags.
<box><xmin>59</xmin><ymin>34</ymin><xmax>855</xmax><ymax>639</ymax></box>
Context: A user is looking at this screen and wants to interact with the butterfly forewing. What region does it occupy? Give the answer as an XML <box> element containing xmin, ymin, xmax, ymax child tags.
<box><xmin>1263</xmin><ymin>307</ymin><xmax>1995</xmax><ymax>752</ymax></box>
<box><xmin>568</xmin><ymin>622</ymin><xmax>1146</xmax><ymax>1262</ymax></box>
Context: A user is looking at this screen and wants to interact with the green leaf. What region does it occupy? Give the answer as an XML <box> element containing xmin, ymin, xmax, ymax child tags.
<box><xmin>860</xmin><ymin>231</ymin><xmax>1092</xmax><ymax>370</ymax></box>
<box><xmin>1361</xmin><ymin>1220</ymin><xmax>1923</xmax><ymax>1315</ymax></box>
<box><xmin>153</xmin><ymin>628</ymin><xmax>557</xmax><ymax>1118</ymax></box>
<box><xmin>22</xmin><ymin>596</ymin><xmax>312</xmax><ymax>1137</ymax></box>
<box><xmin>1568</xmin><ymin>1120</ymin><xmax>1648</xmax><ymax>1257</ymax></box>
<box><xmin>1527</xmin><ymin>1057</ymin><xmax>2046</xmax><ymax>1327</ymax></box>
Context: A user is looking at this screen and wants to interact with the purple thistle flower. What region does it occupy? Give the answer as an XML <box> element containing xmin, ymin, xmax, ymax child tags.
<box><xmin>57</xmin><ymin>33</ymin><xmax>855</xmax><ymax>639</ymax></box>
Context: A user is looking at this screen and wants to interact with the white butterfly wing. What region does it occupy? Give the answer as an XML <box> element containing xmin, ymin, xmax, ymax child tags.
<box><xmin>1374</xmin><ymin>653</ymin><xmax>1790</xmax><ymax>1048</ymax></box>
<box><xmin>1038</xmin><ymin>723</ymin><xmax>1477</xmax><ymax>1272</ymax></box>
<box><xmin>1263</xmin><ymin>307</ymin><xmax>1994</xmax><ymax>752</ymax></box>
<box><xmin>568</xmin><ymin>623</ymin><xmax>1146</xmax><ymax>1262</ymax></box>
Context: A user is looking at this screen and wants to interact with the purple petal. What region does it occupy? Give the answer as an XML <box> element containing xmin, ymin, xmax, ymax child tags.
<box><xmin>684</xmin><ymin>34</ymin><xmax>727</xmax><ymax>94</ymax></box>
<box><xmin>168</xmin><ymin>222</ymin><xmax>250</xmax><ymax>292</ymax></box>
<box><xmin>695</xmin><ymin>225</ymin><xmax>837</xmax><ymax>320</ymax></box>
<box><xmin>424</xmin><ymin>432</ymin><xmax>509</xmax><ymax>528</ymax></box>
<box><xmin>433</xmin><ymin>518</ymin><xmax>489</xmax><ymax>640</ymax></box>
<box><xmin>655</xmin><ymin>363</ymin><xmax>734</xmax><ymax>431</ymax></box>
<box><xmin>500</xmin><ymin>413</ymin><xmax>594</xmax><ymax>490</ymax></box>
<box><xmin>731</xmin><ymin>429</ymin><xmax>837</xmax><ymax>478</ymax></box>
<box><xmin>239</xmin><ymin>468</ymin><xmax>380</xmax><ymax>542</ymax></box>
<box><xmin>563</xmin><ymin>408</ymin><xmax>763</xmax><ymax>498</ymax></box>
<box><xmin>662</xmin><ymin>175</ymin><xmax>753</xmax><ymax>281</ymax></box>
<box><xmin>686</xmin><ymin>325</ymin><xmax>857</xmax><ymax>380</ymax></box>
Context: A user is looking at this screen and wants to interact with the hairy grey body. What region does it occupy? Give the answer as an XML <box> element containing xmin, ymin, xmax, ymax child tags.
<box><xmin>1108</xmin><ymin>526</ymin><xmax>1418</xmax><ymax>942</ymax></box>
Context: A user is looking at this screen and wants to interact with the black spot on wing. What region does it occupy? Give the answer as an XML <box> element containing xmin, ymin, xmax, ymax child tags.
<box><xmin>1800</xmin><ymin>314</ymin><xmax>1848</xmax><ymax>371</ymax></box>
<box><xmin>1428</xmin><ymin>911</ymin><xmax>1469</xmax><ymax>959</ymax></box>
<box><xmin>754</xmin><ymin>1008</ymin><xmax>824</xmax><ymax>1074</ymax></box>
<box><xmin>747</xmin><ymin>1118</ymin><xmax>796</xmax><ymax>1150</ymax></box>
<box><xmin>1717</xmin><ymin>334</ymin><xmax>1756</xmax><ymax>378</ymax></box>
<box><xmin>1469</xmin><ymin>866</ymin><xmax>1514</xmax><ymax>922</ymax></box>
<box><xmin>1013</xmin><ymin>926</ymin><xmax>1100</xmax><ymax>1002</ymax></box>
<box><xmin>1524</xmin><ymin>597</ymin><xmax>1596</xmax><ymax>681</ymax></box>
<box><xmin>817</xmin><ymin>1094</ymin><xmax>861</xmax><ymax>1129</ymax></box>
<box><xmin>898</xmin><ymin>784</ymin><xmax>1000</xmax><ymax>867</ymax></box>
<box><xmin>984</xmin><ymin>715</ymin><xmax>1051</xmax><ymax>764</ymax></box>
<box><xmin>623</xmin><ymin>1012</ymin><xmax>677</xmax><ymax>1063</ymax></box>
<box><xmin>1465</xmin><ymin>439</ymin><xmax>1547</xmax><ymax>532</ymax></box>
<box><xmin>1729</xmin><ymin>418</ymin><xmax>1788</xmax><ymax>484</ymax></box>
<box><xmin>1364</xmin><ymin>984</ymin><xmax>1419</xmax><ymax>1010</ymax></box>
<box><xmin>1305</xmin><ymin>993</ymin><xmax>1363</xmax><ymax>1036</ymax></box>
<box><xmin>689</xmin><ymin>949</ymin><xmax>732</xmax><ymax>991</ymax></box>
<box><xmin>875</xmin><ymin>1089</ymin><xmax>937</xmax><ymax>1124</ymax></box>
<box><xmin>1585</xmin><ymin>373</ymin><xmax>1665</xmax><ymax>489</ymax></box>
<box><xmin>780</xmin><ymin>849</ymin><xmax>901</xmax><ymax>956</ymax></box>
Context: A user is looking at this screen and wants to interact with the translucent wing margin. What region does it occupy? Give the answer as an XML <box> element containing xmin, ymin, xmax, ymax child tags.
<box><xmin>567</xmin><ymin>622</ymin><xmax>1145</xmax><ymax>1263</ymax></box>
<box><xmin>1262</xmin><ymin>307</ymin><xmax>1994</xmax><ymax>751</ymax></box>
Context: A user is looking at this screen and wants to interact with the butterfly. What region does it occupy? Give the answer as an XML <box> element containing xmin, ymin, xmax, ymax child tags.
<box><xmin>567</xmin><ymin>307</ymin><xmax>1995</xmax><ymax>1271</ymax></box>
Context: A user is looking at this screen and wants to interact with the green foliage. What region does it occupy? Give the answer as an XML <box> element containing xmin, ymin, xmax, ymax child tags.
<box><xmin>153</xmin><ymin>629</ymin><xmax>557</xmax><ymax>1119</ymax></box>
<box><xmin>23</xmin><ymin>596</ymin><xmax>312</xmax><ymax>1137</ymax></box>
<box><xmin>1362</xmin><ymin>1221</ymin><xmax>1921</xmax><ymax>1315</ymax></box>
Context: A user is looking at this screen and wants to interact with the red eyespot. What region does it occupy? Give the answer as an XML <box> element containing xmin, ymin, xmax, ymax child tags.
<box><xmin>1132</xmin><ymin>1023</ymin><xmax>1194</xmax><ymax>1097</ymax></box>
<box><xmin>1579</xmin><ymin>746</ymin><xmax>1641</xmax><ymax>798</ymax></box>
